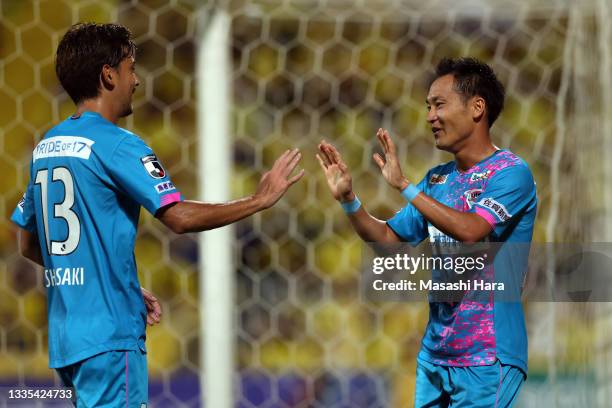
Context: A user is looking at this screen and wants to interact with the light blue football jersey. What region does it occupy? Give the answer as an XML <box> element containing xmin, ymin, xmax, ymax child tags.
<box><xmin>11</xmin><ymin>111</ymin><xmax>183</xmax><ymax>368</ymax></box>
<box><xmin>387</xmin><ymin>149</ymin><xmax>537</xmax><ymax>373</ymax></box>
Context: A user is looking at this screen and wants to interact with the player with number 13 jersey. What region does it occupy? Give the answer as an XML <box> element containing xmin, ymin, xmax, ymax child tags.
<box><xmin>11</xmin><ymin>110</ymin><xmax>182</xmax><ymax>368</ymax></box>
<box><xmin>11</xmin><ymin>23</ymin><xmax>303</xmax><ymax>407</ymax></box>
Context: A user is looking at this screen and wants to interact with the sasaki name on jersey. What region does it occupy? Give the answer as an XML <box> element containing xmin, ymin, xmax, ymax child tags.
<box><xmin>45</xmin><ymin>267</ymin><xmax>84</xmax><ymax>287</ymax></box>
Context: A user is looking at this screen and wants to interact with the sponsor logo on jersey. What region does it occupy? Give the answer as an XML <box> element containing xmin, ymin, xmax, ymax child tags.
<box><xmin>427</xmin><ymin>224</ymin><xmax>457</xmax><ymax>244</ymax></box>
<box><xmin>17</xmin><ymin>193</ymin><xmax>26</xmax><ymax>213</ymax></box>
<box><xmin>464</xmin><ymin>189</ymin><xmax>483</xmax><ymax>209</ymax></box>
<box><xmin>155</xmin><ymin>181</ymin><xmax>176</xmax><ymax>193</ymax></box>
<box><xmin>478</xmin><ymin>197</ymin><xmax>511</xmax><ymax>222</ymax></box>
<box><xmin>427</xmin><ymin>224</ymin><xmax>468</xmax><ymax>255</ymax></box>
<box><xmin>141</xmin><ymin>154</ymin><xmax>166</xmax><ymax>179</ymax></box>
<box><xmin>470</xmin><ymin>170</ymin><xmax>491</xmax><ymax>182</ymax></box>
<box><xmin>33</xmin><ymin>136</ymin><xmax>94</xmax><ymax>162</ymax></box>
<box><xmin>429</xmin><ymin>173</ymin><xmax>448</xmax><ymax>184</ymax></box>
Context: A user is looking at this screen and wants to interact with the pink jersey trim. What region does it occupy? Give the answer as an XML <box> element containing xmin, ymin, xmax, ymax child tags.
<box><xmin>160</xmin><ymin>192</ymin><xmax>182</xmax><ymax>207</ymax></box>
<box><xmin>475</xmin><ymin>206</ymin><xmax>497</xmax><ymax>228</ymax></box>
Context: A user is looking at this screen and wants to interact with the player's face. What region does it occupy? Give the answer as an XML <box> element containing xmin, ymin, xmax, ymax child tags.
<box><xmin>426</xmin><ymin>74</ymin><xmax>476</xmax><ymax>152</ymax></box>
<box><xmin>115</xmin><ymin>56</ymin><xmax>139</xmax><ymax>117</ymax></box>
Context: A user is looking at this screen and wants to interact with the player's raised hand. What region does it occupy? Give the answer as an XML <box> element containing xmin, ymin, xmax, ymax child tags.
<box><xmin>141</xmin><ymin>287</ymin><xmax>162</xmax><ymax>326</ymax></box>
<box><xmin>255</xmin><ymin>148</ymin><xmax>304</xmax><ymax>209</ymax></box>
<box><xmin>373</xmin><ymin>129</ymin><xmax>409</xmax><ymax>190</ymax></box>
<box><xmin>317</xmin><ymin>140</ymin><xmax>354</xmax><ymax>202</ymax></box>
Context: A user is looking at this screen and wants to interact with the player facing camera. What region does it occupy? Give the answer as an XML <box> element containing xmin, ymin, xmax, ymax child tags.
<box><xmin>318</xmin><ymin>57</ymin><xmax>536</xmax><ymax>407</ymax></box>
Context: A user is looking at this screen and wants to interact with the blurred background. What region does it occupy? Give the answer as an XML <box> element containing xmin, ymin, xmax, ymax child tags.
<box><xmin>1</xmin><ymin>0</ymin><xmax>612</xmax><ymax>406</ymax></box>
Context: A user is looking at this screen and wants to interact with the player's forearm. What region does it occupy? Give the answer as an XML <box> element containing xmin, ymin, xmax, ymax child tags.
<box><xmin>23</xmin><ymin>248</ymin><xmax>44</xmax><ymax>266</ymax></box>
<box><xmin>409</xmin><ymin>193</ymin><xmax>489</xmax><ymax>242</ymax></box>
<box><xmin>158</xmin><ymin>197</ymin><xmax>265</xmax><ymax>234</ymax></box>
<box><xmin>19</xmin><ymin>230</ymin><xmax>44</xmax><ymax>266</ymax></box>
<box><xmin>339</xmin><ymin>192</ymin><xmax>399</xmax><ymax>243</ymax></box>
<box><xmin>346</xmin><ymin>207</ymin><xmax>398</xmax><ymax>243</ymax></box>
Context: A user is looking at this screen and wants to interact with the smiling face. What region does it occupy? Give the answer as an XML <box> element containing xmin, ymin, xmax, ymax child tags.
<box><xmin>426</xmin><ymin>74</ymin><xmax>479</xmax><ymax>152</ymax></box>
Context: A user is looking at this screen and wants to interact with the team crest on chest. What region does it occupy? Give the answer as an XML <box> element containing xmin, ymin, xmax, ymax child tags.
<box><xmin>464</xmin><ymin>189</ymin><xmax>483</xmax><ymax>209</ymax></box>
<box><xmin>429</xmin><ymin>173</ymin><xmax>448</xmax><ymax>184</ymax></box>
<box><xmin>141</xmin><ymin>154</ymin><xmax>166</xmax><ymax>179</ymax></box>
<box><xmin>470</xmin><ymin>170</ymin><xmax>491</xmax><ymax>182</ymax></box>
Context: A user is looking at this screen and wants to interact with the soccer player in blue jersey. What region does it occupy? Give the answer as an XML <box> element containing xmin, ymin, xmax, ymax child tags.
<box><xmin>318</xmin><ymin>58</ymin><xmax>536</xmax><ymax>407</ymax></box>
<box><xmin>11</xmin><ymin>23</ymin><xmax>303</xmax><ymax>407</ymax></box>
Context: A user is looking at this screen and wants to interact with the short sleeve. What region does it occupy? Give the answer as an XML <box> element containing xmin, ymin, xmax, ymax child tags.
<box><xmin>108</xmin><ymin>135</ymin><xmax>183</xmax><ymax>215</ymax></box>
<box><xmin>11</xmin><ymin>181</ymin><xmax>37</xmax><ymax>232</ymax></box>
<box><xmin>470</xmin><ymin>165</ymin><xmax>536</xmax><ymax>237</ymax></box>
<box><xmin>386</xmin><ymin>173</ymin><xmax>429</xmax><ymax>245</ymax></box>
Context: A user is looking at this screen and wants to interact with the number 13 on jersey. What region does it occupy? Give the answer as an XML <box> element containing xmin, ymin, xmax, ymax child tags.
<box><xmin>34</xmin><ymin>167</ymin><xmax>81</xmax><ymax>256</ymax></box>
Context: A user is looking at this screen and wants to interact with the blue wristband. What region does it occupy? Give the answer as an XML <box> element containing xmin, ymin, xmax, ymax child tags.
<box><xmin>401</xmin><ymin>184</ymin><xmax>421</xmax><ymax>202</ymax></box>
<box><xmin>341</xmin><ymin>196</ymin><xmax>362</xmax><ymax>214</ymax></box>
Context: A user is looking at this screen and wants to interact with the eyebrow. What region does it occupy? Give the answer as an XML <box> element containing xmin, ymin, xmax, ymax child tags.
<box><xmin>426</xmin><ymin>96</ymin><xmax>442</xmax><ymax>104</ymax></box>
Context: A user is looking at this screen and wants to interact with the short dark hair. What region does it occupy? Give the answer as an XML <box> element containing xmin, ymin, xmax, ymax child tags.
<box><xmin>433</xmin><ymin>57</ymin><xmax>505</xmax><ymax>127</ymax></box>
<box><xmin>56</xmin><ymin>23</ymin><xmax>136</xmax><ymax>104</ymax></box>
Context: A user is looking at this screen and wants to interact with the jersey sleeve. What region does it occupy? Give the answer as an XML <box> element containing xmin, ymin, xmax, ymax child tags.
<box><xmin>10</xmin><ymin>180</ymin><xmax>37</xmax><ymax>232</ymax></box>
<box><xmin>386</xmin><ymin>172</ymin><xmax>430</xmax><ymax>245</ymax></box>
<box><xmin>108</xmin><ymin>135</ymin><xmax>183</xmax><ymax>215</ymax></box>
<box><xmin>470</xmin><ymin>164</ymin><xmax>536</xmax><ymax>237</ymax></box>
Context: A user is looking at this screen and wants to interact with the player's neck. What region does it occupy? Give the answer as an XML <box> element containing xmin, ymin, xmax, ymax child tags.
<box><xmin>75</xmin><ymin>99</ymin><xmax>120</xmax><ymax>124</ymax></box>
<box><xmin>453</xmin><ymin>135</ymin><xmax>498</xmax><ymax>171</ymax></box>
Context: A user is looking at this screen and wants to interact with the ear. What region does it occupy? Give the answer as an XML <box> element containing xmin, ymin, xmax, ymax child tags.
<box><xmin>471</xmin><ymin>96</ymin><xmax>486</xmax><ymax>122</ymax></box>
<box><xmin>100</xmin><ymin>64</ymin><xmax>116</xmax><ymax>90</ymax></box>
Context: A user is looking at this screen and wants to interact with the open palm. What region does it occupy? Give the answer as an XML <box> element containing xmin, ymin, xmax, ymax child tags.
<box><xmin>255</xmin><ymin>148</ymin><xmax>305</xmax><ymax>209</ymax></box>
<box><xmin>317</xmin><ymin>141</ymin><xmax>353</xmax><ymax>201</ymax></box>
<box><xmin>373</xmin><ymin>128</ymin><xmax>408</xmax><ymax>190</ymax></box>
